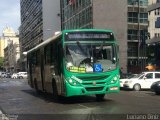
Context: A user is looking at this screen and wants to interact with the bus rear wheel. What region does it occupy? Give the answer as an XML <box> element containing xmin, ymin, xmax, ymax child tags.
<box><xmin>96</xmin><ymin>94</ymin><xmax>105</xmax><ymax>101</ymax></box>
<box><xmin>34</xmin><ymin>79</ymin><xmax>41</xmax><ymax>94</ymax></box>
<box><xmin>52</xmin><ymin>79</ymin><xmax>59</xmax><ymax>101</ymax></box>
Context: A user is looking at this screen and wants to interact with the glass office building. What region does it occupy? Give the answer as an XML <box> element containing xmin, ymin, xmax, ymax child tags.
<box><xmin>61</xmin><ymin>0</ymin><xmax>148</xmax><ymax>73</ymax></box>
<box><xmin>61</xmin><ymin>0</ymin><xmax>93</xmax><ymax>29</ymax></box>
<box><xmin>127</xmin><ymin>0</ymin><xmax>148</xmax><ymax>73</ymax></box>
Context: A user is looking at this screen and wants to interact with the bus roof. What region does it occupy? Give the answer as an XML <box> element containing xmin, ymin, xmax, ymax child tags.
<box><xmin>24</xmin><ymin>29</ymin><xmax>114</xmax><ymax>54</ymax></box>
<box><xmin>25</xmin><ymin>32</ymin><xmax>62</xmax><ymax>54</ymax></box>
<box><xmin>63</xmin><ymin>29</ymin><xmax>114</xmax><ymax>33</ymax></box>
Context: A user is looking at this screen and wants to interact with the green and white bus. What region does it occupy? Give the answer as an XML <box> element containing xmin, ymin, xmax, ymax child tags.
<box><xmin>26</xmin><ymin>29</ymin><xmax>120</xmax><ymax>101</ymax></box>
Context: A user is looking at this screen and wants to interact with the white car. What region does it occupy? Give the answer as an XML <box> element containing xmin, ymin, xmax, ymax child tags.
<box><xmin>11</xmin><ymin>73</ymin><xmax>19</xmax><ymax>79</ymax></box>
<box><xmin>18</xmin><ymin>72</ymin><xmax>28</xmax><ymax>79</ymax></box>
<box><xmin>123</xmin><ymin>71</ymin><xmax>160</xmax><ymax>91</ymax></box>
<box><xmin>120</xmin><ymin>74</ymin><xmax>137</xmax><ymax>87</ymax></box>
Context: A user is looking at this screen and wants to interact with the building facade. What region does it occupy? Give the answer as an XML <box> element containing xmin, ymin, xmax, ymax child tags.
<box><xmin>20</xmin><ymin>0</ymin><xmax>148</xmax><ymax>73</ymax></box>
<box><xmin>0</xmin><ymin>38</ymin><xmax>5</xmax><ymax>58</ymax></box>
<box><xmin>0</xmin><ymin>27</ymin><xmax>20</xmax><ymax>72</ymax></box>
<box><xmin>19</xmin><ymin>0</ymin><xmax>61</xmax><ymax>71</ymax></box>
<box><xmin>146</xmin><ymin>0</ymin><xmax>160</xmax><ymax>70</ymax></box>
<box><xmin>127</xmin><ymin>0</ymin><xmax>148</xmax><ymax>73</ymax></box>
<box><xmin>61</xmin><ymin>0</ymin><xmax>148</xmax><ymax>73</ymax></box>
<box><xmin>20</xmin><ymin>0</ymin><xmax>61</xmax><ymax>52</ymax></box>
<box><xmin>148</xmin><ymin>0</ymin><xmax>160</xmax><ymax>41</ymax></box>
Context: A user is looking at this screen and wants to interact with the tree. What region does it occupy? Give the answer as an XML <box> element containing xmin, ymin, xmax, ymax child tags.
<box><xmin>0</xmin><ymin>57</ymin><xmax>4</xmax><ymax>70</ymax></box>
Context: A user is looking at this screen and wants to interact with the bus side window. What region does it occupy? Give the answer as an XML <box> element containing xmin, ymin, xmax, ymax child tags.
<box><xmin>36</xmin><ymin>50</ymin><xmax>40</xmax><ymax>65</ymax></box>
<box><xmin>51</xmin><ymin>43</ymin><xmax>56</xmax><ymax>65</ymax></box>
<box><xmin>44</xmin><ymin>45</ymin><xmax>51</xmax><ymax>64</ymax></box>
<box><xmin>32</xmin><ymin>52</ymin><xmax>37</xmax><ymax>65</ymax></box>
<box><xmin>56</xmin><ymin>42</ymin><xmax>63</xmax><ymax>74</ymax></box>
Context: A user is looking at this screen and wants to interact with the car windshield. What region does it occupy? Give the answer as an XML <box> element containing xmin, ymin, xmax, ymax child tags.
<box><xmin>64</xmin><ymin>42</ymin><xmax>117</xmax><ymax>73</ymax></box>
<box><xmin>128</xmin><ymin>73</ymin><xmax>144</xmax><ymax>79</ymax></box>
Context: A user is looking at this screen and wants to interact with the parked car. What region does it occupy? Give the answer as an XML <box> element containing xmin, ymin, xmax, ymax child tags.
<box><xmin>120</xmin><ymin>74</ymin><xmax>137</xmax><ymax>88</ymax></box>
<box><xmin>0</xmin><ymin>72</ymin><xmax>7</xmax><ymax>78</ymax></box>
<box><xmin>11</xmin><ymin>73</ymin><xmax>19</xmax><ymax>79</ymax></box>
<box><xmin>123</xmin><ymin>71</ymin><xmax>160</xmax><ymax>91</ymax></box>
<box><xmin>151</xmin><ymin>81</ymin><xmax>160</xmax><ymax>95</ymax></box>
<box><xmin>6</xmin><ymin>73</ymin><xmax>11</xmax><ymax>78</ymax></box>
<box><xmin>18</xmin><ymin>72</ymin><xmax>28</xmax><ymax>79</ymax></box>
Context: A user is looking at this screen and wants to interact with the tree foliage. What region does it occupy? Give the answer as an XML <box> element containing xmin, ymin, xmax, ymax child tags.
<box><xmin>0</xmin><ymin>57</ymin><xmax>4</xmax><ymax>67</ymax></box>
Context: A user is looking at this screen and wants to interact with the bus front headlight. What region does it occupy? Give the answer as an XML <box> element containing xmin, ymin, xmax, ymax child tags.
<box><xmin>110</xmin><ymin>76</ymin><xmax>118</xmax><ymax>84</ymax></box>
<box><xmin>66</xmin><ymin>77</ymin><xmax>81</xmax><ymax>86</ymax></box>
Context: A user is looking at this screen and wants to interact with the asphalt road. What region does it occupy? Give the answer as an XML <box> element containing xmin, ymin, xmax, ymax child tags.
<box><xmin>0</xmin><ymin>78</ymin><xmax>160</xmax><ymax>120</ymax></box>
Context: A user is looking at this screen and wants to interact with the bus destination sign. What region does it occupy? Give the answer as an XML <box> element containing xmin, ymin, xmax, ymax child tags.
<box><xmin>65</xmin><ymin>32</ymin><xmax>114</xmax><ymax>41</ymax></box>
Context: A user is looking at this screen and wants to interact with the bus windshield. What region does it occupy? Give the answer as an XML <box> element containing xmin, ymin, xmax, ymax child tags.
<box><xmin>65</xmin><ymin>42</ymin><xmax>117</xmax><ymax>73</ymax></box>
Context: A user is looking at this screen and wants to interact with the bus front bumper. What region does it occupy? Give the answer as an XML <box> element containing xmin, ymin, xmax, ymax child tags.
<box><xmin>65</xmin><ymin>81</ymin><xmax>120</xmax><ymax>97</ymax></box>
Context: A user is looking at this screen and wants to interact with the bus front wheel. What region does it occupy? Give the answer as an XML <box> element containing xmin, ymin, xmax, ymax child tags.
<box><xmin>96</xmin><ymin>94</ymin><xmax>105</xmax><ymax>101</ymax></box>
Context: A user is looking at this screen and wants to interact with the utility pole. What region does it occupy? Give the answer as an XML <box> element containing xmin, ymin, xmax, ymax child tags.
<box><xmin>137</xmin><ymin>0</ymin><xmax>141</xmax><ymax>72</ymax></box>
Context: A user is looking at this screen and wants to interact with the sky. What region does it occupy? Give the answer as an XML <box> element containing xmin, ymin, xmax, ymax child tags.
<box><xmin>0</xmin><ymin>0</ymin><xmax>20</xmax><ymax>35</ymax></box>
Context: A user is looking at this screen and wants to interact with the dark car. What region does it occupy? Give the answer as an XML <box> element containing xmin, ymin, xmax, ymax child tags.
<box><xmin>151</xmin><ymin>81</ymin><xmax>160</xmax><ymax>95</ymax></box>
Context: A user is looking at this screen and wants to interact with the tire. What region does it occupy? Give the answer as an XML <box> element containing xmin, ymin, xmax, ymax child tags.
<box><xmin>96</xmin><ymin>94</ymin><xmax>105</xmax><ymax>101</ymax></box>
<box><xmin>133</xmin><ymin>84</ymin><xmax>141</xmax><ymax>91</ymax></box>
<box><xmin>34</xmin><ymin>79</ymin><xmax>40</xmax><ymax>93</ymax></box>
<box><xmin>52</xmin><ymin>79</ymin><xmax>59</xmax><ymax>102</ymax></box>
<box><xmin>155</xmin><ymin>91</ymin><xmax>160</xmax><ymax>95</ymax></box>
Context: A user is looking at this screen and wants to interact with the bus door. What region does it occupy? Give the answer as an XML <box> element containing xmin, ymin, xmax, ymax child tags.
<box><xmin>33</xmin><ymin>50</ymin><xmax>44</xmax><ymax>91</ymax></box>
<box><xmin>40</xmin><ymin>52</ymin><xmax>45</xmax><ymax>91</ymax></box>
<box><xmin>44</xmin><ymin>43</ymin><xmax>57</xmax><ymax>93</ymax></box>
<box><xmin>28</xmin><ymin>55</ymin><xmax>33</xmax><ymax>88</ymax></box>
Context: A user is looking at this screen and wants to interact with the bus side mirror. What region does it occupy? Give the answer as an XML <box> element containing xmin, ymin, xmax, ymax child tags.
<box><xmin>112</xmin><ymin>57</ymin><xmax>116</xmax><ymax>64</ymax></box>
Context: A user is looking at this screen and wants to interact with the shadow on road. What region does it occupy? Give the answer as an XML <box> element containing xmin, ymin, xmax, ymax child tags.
<box><xmin>21</xmin><ymin>89</ymin><xmax>114</xmax><ymax>104</ymax></box>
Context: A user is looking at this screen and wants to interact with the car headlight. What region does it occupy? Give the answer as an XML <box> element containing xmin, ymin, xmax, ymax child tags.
<box><xmin>158</xmin><ymin>83</ymin><xmax>160</xmax><ymax>86</ymax></box>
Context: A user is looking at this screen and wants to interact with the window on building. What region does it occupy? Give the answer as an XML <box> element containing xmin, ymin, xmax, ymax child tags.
<box><xmin>128</xmin><ymin>42</ymin><xmax>138</xmax><ymax>57</ymax></box>
<box><xmin>128</xmin><ymin>12</ymin><xmax>138</xmax><ymax>23</ymax></box>
<box><xmin>140</xmin><ymin>13</ymin><xmax>148</xmax><ymax>23</ymax></box>
<box><xmin>128</xmin><ymin>29</ymin><xmax>138</xmax><ymax>40</ymax></box>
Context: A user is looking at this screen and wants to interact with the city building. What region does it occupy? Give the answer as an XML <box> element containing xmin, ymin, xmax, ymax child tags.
<box><xmin>0</xmin><ymin>27</ymin><xmax>20</xmax><ymax>72</ymax></box>
<box><xmin>127</xmin><ymin>0</ymin><xmax>148</xmax><ymax>73</ymax></box>
<box><xmin>19</xmin><ymin>0</ymin><xmax>61</xmax><ymax>52</ymax></box>
<box><xmin>0</xmin><ymin>27</ymin><xmax>16</xmax><ymax>58</ymax></box>
<box><xmin>146</xmin><ymin>0</ymin><xmax>160</xmax><ymax>70</ymax></box>
<box><xmin>19</xmin><ymin>0</ymin><xmax>61</xmax><ymax>71</ymax></box>
<box><xmin>20</xmin><ymin>0</ymin><xmax>148</xmax><ymax>73</ymax></box>
<box><xmin>61</xmin><ymin>0</ymin><xmax>148</xmax><ymax>73</ymax></box>
<box><xmin>0</xmin><ymin>38</ymin><xmax>5</xmax><ymax>58</ymax></box>
<box><xmin>4</xmin><ymin>40</ymin><xmax>20</xmax><ymax>73</ymax></box>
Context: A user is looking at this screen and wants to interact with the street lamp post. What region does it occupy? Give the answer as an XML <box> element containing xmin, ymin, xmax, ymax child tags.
<box><xmin>137</xmin><ymin>0</ymin><xmax>141</xmax><ymax>72</ymax></box>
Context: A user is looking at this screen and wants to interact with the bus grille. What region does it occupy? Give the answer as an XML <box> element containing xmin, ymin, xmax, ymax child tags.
<box><xmin>77</xmin><ymin>75</ymin><xmax>109</xmax><ymax>81</ymax></box>
<box><xmin>82</xmin><ymin>82</ymin><xmax>106</xmax><ymax>85</ymax></box>
<box><xmin>85</xmin><ymin>87</ymin><xmax>104</xmax><ymax>91</ymax></box>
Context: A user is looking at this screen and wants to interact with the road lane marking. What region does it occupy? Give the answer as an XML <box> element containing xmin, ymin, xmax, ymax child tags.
<box><xmin>78</xmin><ymin>104</ymin><xmax>90</xmax><ymax>109</ymax></box>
